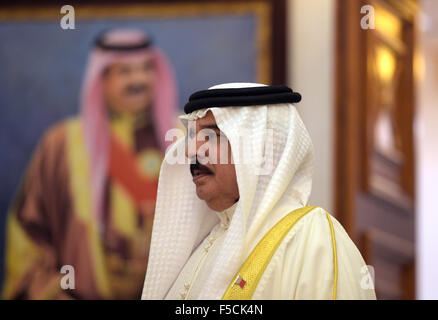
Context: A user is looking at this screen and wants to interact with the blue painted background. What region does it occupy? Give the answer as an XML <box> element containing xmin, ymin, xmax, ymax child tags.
<box><xmin>0</xmin><ymin>14</ymin><xmax>256</xmax><ymax>290</ymax></box>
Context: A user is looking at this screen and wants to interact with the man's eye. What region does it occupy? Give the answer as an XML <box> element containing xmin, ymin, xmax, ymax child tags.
<box><xmin>143</xmin><ymin>61</ymin><xmax>155</xmax><ymax>71</ymax></box>
<box><xmin>203</xmin><ymin>132</ymin><xmax>219</xmax><ymax>141</ymax></box>
<box><xmin>118</xmin><ymin>66</ymin><xmax>131</xmax><ymax>75</ymax></box>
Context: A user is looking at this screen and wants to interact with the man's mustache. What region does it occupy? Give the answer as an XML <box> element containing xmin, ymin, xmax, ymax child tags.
<box><xmin>190</xmin><ymin>161</ymin><xmax>213</xmax><ymax>177</ymax></box>
<box><xmin>124</xmin><ymin>83</ymin><xmax>149</xmax><ymax>96</ymax></box>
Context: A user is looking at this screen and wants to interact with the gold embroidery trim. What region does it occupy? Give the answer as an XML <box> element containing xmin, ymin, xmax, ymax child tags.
<box><xmin>222</xmin><ymin>205</ymin><xmax>316</xmax><ymax>300</ymax></box>
<box><xmin>325</xmin><ymin>212</ymin><xmax>338</xmax><ymax>300</ymax></box>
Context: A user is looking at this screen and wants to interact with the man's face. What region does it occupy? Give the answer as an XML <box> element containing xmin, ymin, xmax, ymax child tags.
<box><xmin>103</xmin><ymin>55</ymin><xmax>156</xmax><ymax>115</ymax></box>
<box><xmin>186</xmin><ymin>111</ymin><xmax>239</xmax><ymax>212</ymax></box>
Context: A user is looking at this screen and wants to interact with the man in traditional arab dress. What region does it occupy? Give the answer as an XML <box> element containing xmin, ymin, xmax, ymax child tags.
<box><xmin>142</xmin><ymin>82</ymin><xmax>376</xmax><ymax>300</ymax></box>
<box><xmin>3</xmin><ymin>29</ymin><xmax>177</xmax><ymax>299</ymax></box>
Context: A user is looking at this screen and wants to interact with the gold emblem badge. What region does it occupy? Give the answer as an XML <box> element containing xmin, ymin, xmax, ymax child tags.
<box><xmin>138</xmin><ymin>149</ymin><xmax>163</xmax><ymax>178</ymax></box>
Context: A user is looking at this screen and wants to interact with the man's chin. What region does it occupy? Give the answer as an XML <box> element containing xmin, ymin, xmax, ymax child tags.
<box><xmin>195</xmin><ymin>184</ymin><xmax>214</xmax><ymax>202</ymax></box>
<box><xmin>124</xmin><ymin>104</ymin><xmax>149</xmax><ymax>114</ymax></box>
<box><xmin>117</xmin><ymin>100</ymin><xmax>150</xmax><ymax>113</ymax></box>
<box><xmin>108</xmin><ymin>104</ymin><xmax>148</xmax><ymax>116</ymax></box>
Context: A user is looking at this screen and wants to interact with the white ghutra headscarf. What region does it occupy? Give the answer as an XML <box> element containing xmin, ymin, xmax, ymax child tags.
<box><xmin>142</xmin><ymin>82</ymin><xmax>314</xmax><ymax>299</ymax></box>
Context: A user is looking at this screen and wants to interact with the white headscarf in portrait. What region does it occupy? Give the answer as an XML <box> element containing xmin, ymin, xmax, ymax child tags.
<box><xmin>142</xmin><ymin>82</ymin><xmax>314</xmax><ymax>300</ymax></box>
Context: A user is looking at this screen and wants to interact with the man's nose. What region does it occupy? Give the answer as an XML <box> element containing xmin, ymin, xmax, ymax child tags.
<box><xmin>186</xmin><ymin>135</ymin><xmax>198</xmax><ymax>160</ymax></box>
<box><xmin>130</xmin><ymin>72</ymin><xmax>147</xmax><ymax>85</ymax></box>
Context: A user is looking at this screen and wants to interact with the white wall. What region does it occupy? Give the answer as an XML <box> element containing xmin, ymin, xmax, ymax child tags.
<box><xmin>287</xmin><ymin>0</ymin><xmax>335</xmax><ymax>213</ymax></box>
<box><xmin>416</xmin><ymin>0</ymin><xmax>438</xmax><ymax>299</ymax></box>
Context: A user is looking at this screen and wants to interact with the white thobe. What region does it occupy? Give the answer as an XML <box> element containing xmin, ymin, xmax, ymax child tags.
<box><xmin>165</xmin><ymin>205</ymin><xmax>376</xmax><ymax>300</ymax></box>
<box><xmin>165</xmin><ymin>202</ymin><xmax>238</xmax><ymax>300</ymax></box>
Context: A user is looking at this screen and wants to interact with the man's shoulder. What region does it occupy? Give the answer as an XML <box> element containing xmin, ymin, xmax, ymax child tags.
<box><xmin>283</xmin><ymin>205</ymin><xmax>337</xmax><ymax>235</ymax></box>
<box><xmin>284</xmin><ymin>205</ymin><xmax>352</xmax><ymax>246</ymax></box>
<box><xmin>31</xmin><ymin>116</ymin><xmax>79</xmax><ymax>161</ymax></box>
<box><xmin>39</xmin><ymin>116</ymin><xmax>78</xmax><ymax>147</ymax></box>
<box><xmin>288</xmin><ymin>205</ymin><xmax>330</xmax><ymax>221</ymax></box>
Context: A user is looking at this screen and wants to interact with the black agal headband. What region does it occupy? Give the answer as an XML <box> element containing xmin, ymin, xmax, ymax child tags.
<box><xmin>184</xmin><ymin>85</ymin><xmax>302</xmax><ymax>114</ymax></box>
